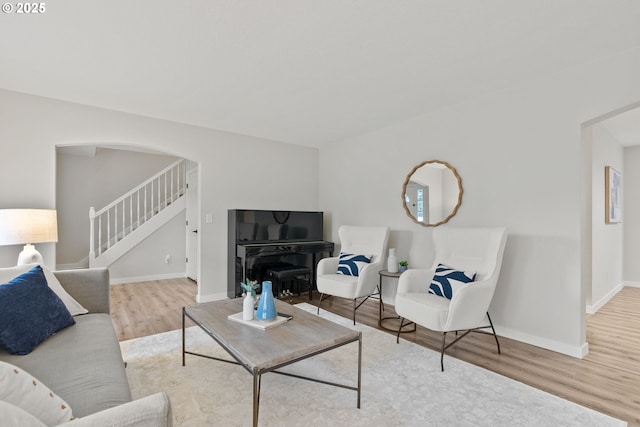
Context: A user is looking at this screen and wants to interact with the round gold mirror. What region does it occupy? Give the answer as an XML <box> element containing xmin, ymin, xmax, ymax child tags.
<box><xmin>401</xmin><ymin>160</ymin><xmax>463</xmax><ymax>227</ymax></box>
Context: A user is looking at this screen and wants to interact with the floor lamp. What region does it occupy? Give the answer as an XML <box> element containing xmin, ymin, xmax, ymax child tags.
<box><xmin>0</xmin><ymin>209</ymin><xmax>58</xmax><ymax>265</ymax></box>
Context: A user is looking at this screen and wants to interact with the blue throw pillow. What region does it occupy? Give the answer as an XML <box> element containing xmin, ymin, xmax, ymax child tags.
<box><xmin>428</xmin><ymin>263</ymin><xmax>477</xmax><ymax>300</ymax></box>
<box><xmin>0</xmin><ymin>265</ymin><xmax>75</xmax><ymax>355</ymax></box>
<box><xmin>337</xmin><ymin>252</ymin><xmax>371</xmax><ymax>277</ymax></box>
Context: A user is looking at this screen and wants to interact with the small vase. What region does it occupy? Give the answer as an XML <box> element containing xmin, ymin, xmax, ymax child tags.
<box><xmin>387</xmin><ymin>248</ymin><xmax>399</xmax><ymax>273</ymax></box>
<box><xmin>242</xmin><ymin>293</ymin><xmax>255</xmax><ymax>321</ymax></box>
<box><xmin>399</xmin><ymin>265</ymin><xmax>408</xmax><ymax>273</ymax></box>
<box><xmin>255</xmin><ymin>281</ymin><xmax>277</xmax><ymax>320</ymax></box>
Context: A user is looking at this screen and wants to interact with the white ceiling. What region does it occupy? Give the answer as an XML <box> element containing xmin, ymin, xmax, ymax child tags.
<box><xmin>1</xmin><ymin>1</ymin><xmax>640</xmax><ymax>147</ymax></box>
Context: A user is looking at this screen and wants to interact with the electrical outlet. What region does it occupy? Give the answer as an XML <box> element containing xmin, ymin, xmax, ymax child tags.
<box><xmin>165</xmin><ymin>255</ymin><xmax>172</xmax><ymax>264</ymax></box>
<box><xmin>205</xmin><ymin>213</ymin><xmax>213</xmax><ymax>223</ymax></box>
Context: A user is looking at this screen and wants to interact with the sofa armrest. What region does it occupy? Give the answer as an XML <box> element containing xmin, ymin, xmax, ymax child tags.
<box><xmin>56</xmin><ymin>393</ymin><xmax>172</xmax><ymax>427</ymax></box>
<box><xmin>53</xmin><ymin>268</ymin><xmax>110</xmax><ymax>314</ymax></box>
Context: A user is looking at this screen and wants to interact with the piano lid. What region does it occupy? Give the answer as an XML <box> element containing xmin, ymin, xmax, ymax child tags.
<box><xmin>231</xmin><ymin>209</ymin><xmax>325</xmax><ymax>244</ymax></box>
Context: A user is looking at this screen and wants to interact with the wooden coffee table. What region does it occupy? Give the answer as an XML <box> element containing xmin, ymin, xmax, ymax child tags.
<box><xmin>182</xmin><ymin>299</ymin><xmax>362</xmax><ymax>427</ymax></box>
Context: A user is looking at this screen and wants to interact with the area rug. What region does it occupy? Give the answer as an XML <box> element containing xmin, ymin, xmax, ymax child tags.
<box><xmin>120</xmin><ymin>303</ymin><xmax>625</xmax><ymax>427</ymax></box>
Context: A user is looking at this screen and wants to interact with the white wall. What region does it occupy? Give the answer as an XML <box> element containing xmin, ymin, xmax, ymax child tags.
<box><xmin>624</xmin><ymin>146</ymin><xmax>640</xmax><ymax>282</ymax></box>
<box><xmin>0</xmin><ymin>89</ymin><xmax>320</xmax><ymax>302</ymax></box>
<box><xmin>320</xmin><ymin>47</ymin><xmax>640</xmax><ymax>357</ymax></box>
<box><xmin>108</xmin><ymin>211</ymin><xmax>187</xmax><ymax>283</ymax></box>
<box><xmin>588</xmin><ymin>124</ymin><xmax>624</xmax><ymax>312</ymax></box>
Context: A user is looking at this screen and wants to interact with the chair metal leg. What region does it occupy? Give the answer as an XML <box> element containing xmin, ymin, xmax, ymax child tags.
<box><xmin>317</xmin><ymin>294</ymin><xmax>370</xmax><ymax>325</ymax></box>
<box><xmin>350</xmin><ymin>295</ymin><xmax>373</xmax><ymax>325</ymax></box>
<box><xmin>487</xmin><ymin>312</ymin><xmax>501</xmax><ymax>354</ymax></box>
<box><xmin>402</xmin><ymin>313</ymin><xmax>500</xmax><ymax>372</ymax></box>
<box><xmin>439</xmin><ymin>315</ymin><xmax>500</xmax><ymax>372</ymax></box>
<box><xmin>396</xmin><ymin>317</ymin><xmax>406</xmax><ymax>343</ymax></box>
<box><xmin>441</xmin><ymin>332</ymin><xmax>447</xmax><ymax>372</ymax></box>
<box><xmin>376</xmin><ymin>283</ymin><xmax>385</xmax><ymax>313</ymax></box>
<box><xmin>316</xmin><ymin>293</ymin><xmax>324</xmax><ymax>315</ymax></box>
<box><xmin>352</xmin><ymin>299</ymin><xmax>357</xmax><ymax>325</ymax></box>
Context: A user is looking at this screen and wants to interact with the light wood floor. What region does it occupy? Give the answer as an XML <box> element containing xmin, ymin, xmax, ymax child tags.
<box><xmin>110</xmin><ymin>278</ymin><xmax>198</xmax><ymax>340</ymax></box>
<box><xmin>110</xmin><ymin>280</ymin><xmax>640</xmax><ymax>426</ymax></box>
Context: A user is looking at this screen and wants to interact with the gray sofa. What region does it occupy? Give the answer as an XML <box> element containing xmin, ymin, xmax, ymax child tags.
<box><xmin>0</xmin><ymin>268</ymin><xmax>173</xmax><ymax>427</ymax></box>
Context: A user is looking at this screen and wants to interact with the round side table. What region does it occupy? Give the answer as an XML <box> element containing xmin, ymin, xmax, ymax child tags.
<box><xmin>378</xmin><ymin>269</ymin><xmax>415</xmax><ymax>334</ymax></box>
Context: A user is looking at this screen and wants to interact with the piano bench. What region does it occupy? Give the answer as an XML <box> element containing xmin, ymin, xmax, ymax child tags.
<box><xmin>266</xmin><ymin>265</ymin><xmax>312</xmax><ymax>301</ymax></box>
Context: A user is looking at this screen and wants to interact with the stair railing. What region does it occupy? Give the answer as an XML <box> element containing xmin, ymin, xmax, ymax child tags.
<box><xmin>89</xmin><ymin>159</ymin><xmax>186</xmax><ymax>261</ymax></box>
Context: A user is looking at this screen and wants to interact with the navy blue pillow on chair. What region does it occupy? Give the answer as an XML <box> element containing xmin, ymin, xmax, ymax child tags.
<box><xmin>428</xmin><ymin>263</ymin><xmax>477</xmax><ymax>300</ymax></box>
<box><xmin>0</xmin><ymin>265</ymin><xmax>75</xmax><ymax>355</ymax></box>
<box><xmin>337</xmin><ymin>252</ymin><xmax>371</xmax><ymax>277</ymax></box>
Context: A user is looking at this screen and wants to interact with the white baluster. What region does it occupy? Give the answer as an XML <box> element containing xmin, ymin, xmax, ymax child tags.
<box><xmin>171</xmin><ymin>167</ymin><xmax>174</xmax><ymax>203</ymax></box>
<box><xmin>144</xmin><ymin>184</ymin><xmax>148</xmax><ymax>222</ymax></box>
<box><xmin>122</xmin><ymin>199</ymin><xmax>125</xmax><ymax>238</ymax></box>
<box><xmin>98</xmin><ymin>214</ymin><xmax>102</xmax><ymax>255</ymax></box>
<box><xmin>107</xmin><ymin>209</ymin><xmax>111</xmax><ymax>249</ymax></box>
<box><xmin>89</xmin><ymin>207</ymin><xmax>95</xmax><ymax>261</ymax></box>
<box><xmin>164</xmin><ymin>172</ymin><xmax>168</xmax><ymax>208</ymax></box>
<box><xmin>116</xmin><ymin>204</ymin><xmax>120</xmax><ymax>244</ymax></box>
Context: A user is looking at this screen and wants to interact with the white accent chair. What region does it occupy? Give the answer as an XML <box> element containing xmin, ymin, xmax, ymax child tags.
<box><xmin>395</xmin><ymin>226</ymin><xmax>507</xmax><ymax>371</ymax></box>
<box><xmin>316</xmin><ymin>225</ymin><xmax>389</xmax><ymax>324</ymax></box>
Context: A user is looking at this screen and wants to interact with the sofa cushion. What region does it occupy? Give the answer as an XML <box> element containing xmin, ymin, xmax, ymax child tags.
<box><xmin>0</xmin><ymin>361</ymin><xmax>74</xmax><ymax>425</ymax></box>
<box><xmin>428</xmin><ymin>263</ymin><xmax>477</xmax><ymax>300</ymax></box>
<box><xmin>0</xmin><ymin>264</ymin><xmax>88</xmax><ymax>316</ymax></box>
<box><xmin>0</xmin><ymin>313</ymin><xmax>132</xmax><ymax>418</ymax></box>
<box><xmin>0</xmin><ymin>400</ymin><xmax>46</xmax><ymax>427</ymax></box>
<box><xmin>0</xmin><ymin>266</ymin><xmax>75</xmax><ymax>355</ymax></box>
<box><xmin>336</xmin><ymin>252</ymin><xmax>371</xmax><ymax>277</ymax></box>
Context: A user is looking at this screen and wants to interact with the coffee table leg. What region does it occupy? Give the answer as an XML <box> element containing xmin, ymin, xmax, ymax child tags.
<box><xmin>181</xmin><ymin>308</ymin><xmax>185</xmax><ymax>367</ymax></box>
<box><xmin>357</xmin><ymin>334</ymin><xmax>362</xmax><ymax>409</ymax></box>
<box><xmin>253</xmin><ymin>372</ymin><xmax>260</xmax><ymax>427</ymax></box>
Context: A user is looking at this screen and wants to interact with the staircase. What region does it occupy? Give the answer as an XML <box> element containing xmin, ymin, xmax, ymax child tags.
<box><xmin>89</xmin><ymin>159</ymin><xmax>187</xmax><ymax>268</ymax></box>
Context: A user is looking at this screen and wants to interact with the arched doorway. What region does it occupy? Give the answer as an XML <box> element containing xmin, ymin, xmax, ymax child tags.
<box><xmin>55</xmin><ymin>143</ymin><xmax>200</xmax><ymax>287</ymax></box>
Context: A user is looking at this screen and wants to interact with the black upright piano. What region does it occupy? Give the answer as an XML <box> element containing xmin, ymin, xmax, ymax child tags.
<box><xmin>227</xmin><ymin>209</ymin><xmax>334</xmax><ymax>298</ymax></box>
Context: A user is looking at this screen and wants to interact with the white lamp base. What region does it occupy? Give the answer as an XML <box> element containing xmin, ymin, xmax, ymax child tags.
<box><xmin>17</xmin><ymin>244</ymin><xmax>44</xmax><ymax>265</ymax></box>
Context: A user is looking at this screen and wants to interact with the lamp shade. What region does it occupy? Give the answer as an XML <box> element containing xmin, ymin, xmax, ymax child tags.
<box><xmin>0</xmin><ymin>209</ymin><xmax>58</xmax><ymax>246</ymax></box>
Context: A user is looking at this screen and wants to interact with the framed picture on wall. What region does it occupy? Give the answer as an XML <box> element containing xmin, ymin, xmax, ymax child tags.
<box><xmin>605</xmin><ymin>166</ymin><xmax>622</xmax><ymax>224</ymax></box>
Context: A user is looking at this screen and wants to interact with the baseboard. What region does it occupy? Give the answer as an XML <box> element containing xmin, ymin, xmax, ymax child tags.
<box><xmin>109</xmin><ymin>272</ymin><xmax>186</xmax><ymax>285</ymax></box>
<box><xmin>495</xmin><ymin>325</ymin><xmax>588</xmax><ymax>359</ymax></box>
<box><xmin>586</xmin><ymin>282</ymin><xmax>625</xmax><ymax>314</ymax></box>
<box><xmin>196</xmin><ymin>292</ymin><xmax>228</xmax><ymax>303</ymax></box>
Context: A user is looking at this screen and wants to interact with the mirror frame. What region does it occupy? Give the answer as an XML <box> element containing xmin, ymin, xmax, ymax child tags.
<box><xmin>401</xmin><ymin>160</ymin><xmax>463</xmax><ymax>227</ymax></box>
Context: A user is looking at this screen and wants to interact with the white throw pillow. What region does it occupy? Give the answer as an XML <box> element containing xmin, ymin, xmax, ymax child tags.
<box><xmin>0</xmin><ymin>264</ymin><xmax>88</xmax><ymax>316</ymax></box>
<box><xmin>0</xmin><ymin>400</ymin><xmax>46</xmax><ymax>427</ymax></box>
<box><xmin>0</xmin><ymin>361</ymin><xmax>74</xmax><ymax>425</ymax></box>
